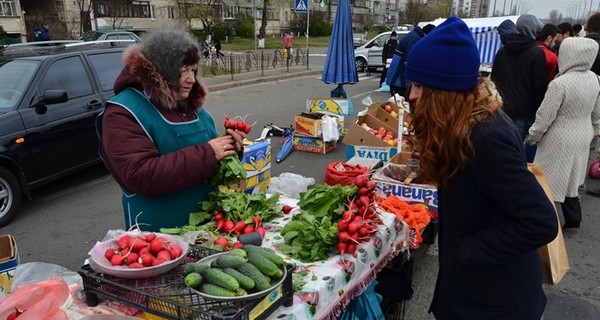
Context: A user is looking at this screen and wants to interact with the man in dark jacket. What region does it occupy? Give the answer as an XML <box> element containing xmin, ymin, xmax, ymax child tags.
<box><xmin>491</xmin><ymin>14</ymin><xmax>547</xmax><ymax>163</ymax></box>
<box><xmin>497</xmin><ymin>19</ymin><xmax>516</xmax><ymax>45</ymax></box>
<box><xmin>34</xmin><ymin>22</ymin><xmax>50</xmax><ymax>41</ymax></box>
<box><xmin>586</xmin><ymin>12</ymin><xmax>600</xmax><ymax>75</ymax></box>
<box><xmin>386</xmin><ymin>24</ymin><xmax>435</xmax><ymax>98</ymax></box>
<box><xmin>379</xmin><ymin>31</ymin><xmax>398</xmax><ymax>88</ymax></box>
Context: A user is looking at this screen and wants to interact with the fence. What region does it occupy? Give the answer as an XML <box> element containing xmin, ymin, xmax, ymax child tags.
<box><xmin>199</xmin><ymin>48</ymin><xmax>309</xmax><ymax>79</ymax></box>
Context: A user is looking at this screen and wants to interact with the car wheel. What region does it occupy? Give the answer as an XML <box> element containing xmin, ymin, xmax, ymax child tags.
<box><xmin>0</xmin><ymin>167</ymin><xmax>21</xmax><ymax>227</ymax></box>
<box><xmin>356</xmin><ymin>58</ymin><xmax>367</xmax><ymax>72</ymax></box>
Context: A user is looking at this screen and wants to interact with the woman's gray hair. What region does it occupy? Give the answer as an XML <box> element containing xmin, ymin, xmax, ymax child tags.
<box><xmin>140</xmin><ymin>26</ymin><xmax>200</xmax><ymax>89</ymax></box>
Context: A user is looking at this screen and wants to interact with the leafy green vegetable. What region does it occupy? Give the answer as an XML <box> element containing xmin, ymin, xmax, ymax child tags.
<box><xmin>297</xmin><ymin>184</ymin><xmax>358</xmax><ymax>219</ymax></box>
<box><xmin>189</xmin><ymin>191</ymin><xmax>282</xmax><ymax>225</ymax></box>
<box><xmin>208</xmin><ymin>155</ymin><xmax>247</xmax><ymax>188</ymax></box>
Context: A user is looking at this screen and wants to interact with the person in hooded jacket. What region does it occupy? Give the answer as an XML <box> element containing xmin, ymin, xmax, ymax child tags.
<box><xmin>491</xmin><ymin>14</ymin><xmax>547</xmax><ymax>163</ymax></box>
<box><xmin>405</xmin><ymin>16</ymin><xmax>558</xmax><ymax>320</ymax></box>
<box><xmin>585</xmin><ymin>12</ymin><xmax>600</xmax><ymax>75</ymax></box>
<box><xmin>527</xmin><ymin>37</ymin><xmax>600</xmax><ymax>230</ymax></box>
<box><xmin>97</xmin><ymin>27</ymin><xmax>246</xmax><ymax>231</ymax></box>
<box><xmin>497</xmin><ymin>19</ymin><xmax>516</xmax><ymax>45</ymax></box>
<box><xmin>379</xmin><ymin>31</ymin><xmax>398</xmax><ymax>88</ymax></box>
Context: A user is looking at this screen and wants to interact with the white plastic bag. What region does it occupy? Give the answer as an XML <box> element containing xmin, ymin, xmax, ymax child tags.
<box><xmin>267</xmin><ymin>172</ymin><xmax>315</xmax><ymax>198</ymax></box>
<box><xmin>321</xmin><ymin>115</ymin><xmax>340</xmax><ymax>142</ymax></box>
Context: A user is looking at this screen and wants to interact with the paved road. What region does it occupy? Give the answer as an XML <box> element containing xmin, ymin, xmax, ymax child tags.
<box><xmin>2</xmin><ymin>58</ymin><xmax>600</xmax><ymax>319</ymax></box>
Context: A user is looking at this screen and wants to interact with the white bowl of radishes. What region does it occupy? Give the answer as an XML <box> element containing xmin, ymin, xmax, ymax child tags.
<box><xmin>88</xmin><ymin>232</ymin><xmax>189</xmax><ymax>279</ymax></box>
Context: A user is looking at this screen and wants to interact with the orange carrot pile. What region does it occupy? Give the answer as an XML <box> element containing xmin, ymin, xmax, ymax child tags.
<box><xmin>375</xmin><ymin>195</ymin><xmax>433</xmax><ymax>247</ymax></box>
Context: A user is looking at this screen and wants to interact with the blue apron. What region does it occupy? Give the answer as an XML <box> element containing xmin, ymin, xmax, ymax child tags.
<box><xmin>98</xmin><ymin>88</ymin><xmax>218</xmax><ymax>231</ymax></box>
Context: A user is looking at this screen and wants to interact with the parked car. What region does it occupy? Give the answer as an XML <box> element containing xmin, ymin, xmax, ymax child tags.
<box><xmin>354</xmin><ymin>31</ymin><xmax>408</xmax><ymax>72</ymax></box>
<box><xmin>80</xmin><ymin>30</ymin><xmax>141</xmax><ymax>42</ymax></box>
<box><xmin>0</xmin><ymin>41</ymin><xmax>128</xmax><ymax>226</ymax></box>
<box><xmin>353</xmin><ymin>33</ymin><xmax>367</xmax><ymax>48</ymax></box>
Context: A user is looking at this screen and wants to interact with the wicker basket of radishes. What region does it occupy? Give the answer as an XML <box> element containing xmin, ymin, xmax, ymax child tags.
<box><xmin>88</xmin><ymin>231</ymin><xmax>189</xmax><ymax>279</ymax></box>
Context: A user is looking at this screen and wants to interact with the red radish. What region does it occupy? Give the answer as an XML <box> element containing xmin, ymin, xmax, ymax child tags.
<box><xmin>338</xmin><ymin>231</ymin><xmax>351</xmax><ymax>243</ymax></box>
<box><xmin>128</xmin><ymin>262</ymin><xmax>144</xmax><ymax>269</ymax></box>
<box><xmin>281</xmin><ymin>205</ymin><xmax>293</xmax><ymax>214</ymax></box>
<box><xmin>129</xmin><ymin>238</ymin><xmax>149</xmax><ymax>252</ymax></box>
<box><xmin>125</xmin><ymin>252</ymin><xmax>140</xmax><ymax>265</ymax></box>
<box><xmin>138</xmin><ymin>246</ymin><xmax>150</xmax><ymax>256</ymax></box>
<box><xmin>152</xmin><ymin>258</ymin><xmax>166</xmax><ymax>266</ymax></box>
<box><xmin>256</xmin><ymin>227</ymin><xmax>266</xmax><ymax>238</ymax></box>
<box><xmin>234</xmin><ymin>221</ymin><xmax>247</xmax><ymax>235</ymax></box>
<box><xmin>140</xmin><ymin>254</ymin><xmax>154</xmax><ymax>267</ymax></box>
<box><xmin>150</xmin><ymin>238</ymin><xmax>168</xmax><ymax>253</ymax></box>
<box><xmin>233</xmin><ymin>241</ymin><xmax>244</xmax><ymax>249</ymax></box>
<box><xmin>223</xmin><ymin>220</ymin><xmax>235</xmax><ymax>233</ymax></box>
<box><xmin>357</xmin><ymin>195</ymin><xmax>370</xmax><ymax>208</ymax></box>
<box><xmin>216</xmin><ymin>220</ymin><xmax>224</xmax><ymax>231</ymax></box>
<box><xmin>224</xmin><ymin>117</ymin><xmax>236</xmax><ymax>129</ymax></box>
<box><xmin>169</xmin><ymin>246</ymin><xmax>182</xmax><ymax>259</ymax></box>
<box><xmin>244</xmin><ymin>123</ymin><xmax>253</xmax><ymax>134</ymax></box>
<box><xmin>347</xmin><ymin>222</ymin><xmax>360</xmax><ymax>235</ymax></box>
<box><xmin>145</xmin><ymin>233</ymin><xmax>157</xmax><ymax>242</ymax></box>
<box><xmin>157</xmin><ymin>250</ymin><xmax>172</xmax><ymax>261</ymax></box>
<box><xmin>336</xmin><ymin>242</ymin><xmax>347</xmax><ymax>255</ymax></box>
<box><xmin>347</xmin><ymin>243</ymin><xmax>357</xmax><ymax>255</ymax></box>
<box><xmin>214</xmin><ymin>212</ymin><xmax>224</xmax><ymax>221</ymax></box>
<box><xmin>337</xmin><ymin>220</ymin><xmax>348</xmax><ymax>231</ymax></box>
<box><xmin>117</xmin><ymin>235</ymin><xmax>131</xmax><ymax>250</ymax></box>
<box><xmin>359</xmin><ymin>187</ymin><xmax>369</xmax><ymax>196</ymax></box>
<box><xmin>348</xmin><ymin>201</ymin><xmax>358</xmax><ymax>211</ymax></box>
<box><xmin>366</xmin><ymin>180</ymin><xmax>376</xmax><ymax>190</ymax></box>
<box><xmin>236</xmin><ymin>120</ymin><xmax>246</xmax><ymax>131</ymax></box>
<box><xmin>214</xmin><ymin>236</ymin><xmax>229</xmax><ymax>248</ymax></box>
<box><xmin>244</xmin><ymin>225</ymin><xmax>255</xmax><ymax>234</ymax></box>
<box><xmin>341</xmin><ymin>210</ymin><xmax>354</xmax><ymax>221</ymax></box>
<box><xmin>105</xmin><ymin>248</ymin><xmax>117</xmax><ymax>260</ymax></box>
<box><xmin>252</xmin><ymin>216</ymin><xmax>262</xmax><ymax>228</ymax></box>
<box><xmin>110</xmin><ymin>254</ymin><xmax>124</xmax><ymax>266</ymax></box>
<box><xmin>361</xmin><ymin>236</ymin><xmax>371</xmax><ymax>242</ymax></box>
<box><xmin>355</xmin><ymin>174</ymin><xmax>369</xmax><ymax>188</ymax></box>
<box><xmin>358</xmin><ymin>227</ymin><xmax>369</xmax><ymax>237</ymax></box>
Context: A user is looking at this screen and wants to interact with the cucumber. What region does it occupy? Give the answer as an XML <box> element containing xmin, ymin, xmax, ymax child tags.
<box><xmin>212</xmin><ymin>254</ymin><xmax>246</xmax><ymax>268</ymax></box>
<box><xmin>201</xmin><ymin>268</ymin><xmax>240</xmax><ymax>292</ymax></box>
<box><xmin>199</xmin><ymin>283</ymin><xmax>235</xmax><ymax>297</ymax></box>
<box><xmin>229</xmin><ymin>249</ymin><xmax>247</xmax><ymax>259</ymax></box>
<box><xmin>235</xmin><ymin>263</ymin><xmax>271</xmax><ymax>291</ymax></box>
<box><xmin>247</xmin><ymin>251</ymin><xmax>283</xmax><ymax>279</ymax></box>
<box><xmin>223</xmin><ymin>267</ymin><xmax>255</xmax><ymax>290</ymax></box>
<box><xmin>182</xmin><ymin>262</ymin><xmax>209</xmax><ymax>276</ymax></box>
<box><xmin>243</xmin><ymin>245</ymin><xmax>285</xmax><ymax>266</ymax></box>
<box><xmin>184</xmin><ymin>272</ymin><xmax>203</xmax><ymax>289</ymax></box>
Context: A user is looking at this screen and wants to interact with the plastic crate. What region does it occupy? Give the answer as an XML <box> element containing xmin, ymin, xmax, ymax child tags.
<box><xmin>79</xmin><ymin>245</ymin><xmax>294</xmax><ymax>320</ymax></box>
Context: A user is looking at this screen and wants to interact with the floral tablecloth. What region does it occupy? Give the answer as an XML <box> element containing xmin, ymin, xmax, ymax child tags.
<box><xmin>259</xmin><ymin>197</ymin><xmax>414</xmax><ymax>320</ymax></box>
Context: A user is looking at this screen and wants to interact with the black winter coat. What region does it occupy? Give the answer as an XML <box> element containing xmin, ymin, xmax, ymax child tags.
<box><xmin>382</xmin><ymin>38</ymin><xmax>398</xmax><ymax>63</ymax></box>
<box><xmin>586</xmin><ymin>34</ymin><xmax>600</xmax><ymax>75</ymax></box>
<box><xmin>491</xmin><ymin>34</ymin><xmax>548</xmax><ymax>120</ymax></box>
<box><xmin>429</xmin><ymin>111</ymin><xmax>558</xmax><ymax>320</ymax></box>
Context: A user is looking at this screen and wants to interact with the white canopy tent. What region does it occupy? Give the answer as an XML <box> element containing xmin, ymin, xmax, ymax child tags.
<box><xmin>420</xmin><ymin>15</ymin><xmax>520</xmax><ymax>65</ymax></box>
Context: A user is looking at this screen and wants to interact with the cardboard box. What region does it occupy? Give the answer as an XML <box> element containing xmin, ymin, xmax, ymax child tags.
<box><xmin>293</xmin><ymin>134</ymin><xmax>337</xmax><ymax>154</ymax></box>
<box><xmin>343</xmin><ymin>114</ymin><xmax>397</xmax><ymax>148</ymax></box>
<box><xmin>0</xmin><ymin>235</ymin><xmax>19</xmax><ymax>298</ymax></box>
<box><xmin>306</xmin><ymin>98</ymin><xmax>351</xmax><ymax>134</ymax></box>
<box><xmin>219</xmin><ymin>140</ymin><xmax>272</xmax><ymax>194</ymax></box>
<box><xmin>372</xmin><ymin>154</ymin><xmax>438</xmax><ymax>214</ymax></box>
<box><xmin>222</xmin><ymin>172</ymin><xmax>271</xmax><ymax>195</ymax></box>
<box><xmin>346</xmin><ymin>145</ymin><xmax>399</xmax><ymax>163</ymax></box>
<box><xmin>294</xmin><ymin>113</ymin><xmax>339</xmax><ymax>137</ymax></box>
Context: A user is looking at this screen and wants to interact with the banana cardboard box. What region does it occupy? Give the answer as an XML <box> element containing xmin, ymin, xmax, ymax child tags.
<box><xmin>371</xmin><ymin>153</ymin><xmax>439</xmax><ymax>216</ymax></box>
<box><xmin>292</xmin><ymin>134</ymin><xmax>337</xmax><ymax>154</ymax></box>
<box><xmin>306</xmin><ymin>98</ymin><xmax>350</xmax><ymax>135</ymax></box>
<box><xmin>220</xmin><ymin>140</ymin><xmax>272</xmax><ymax>194</ymax></box>
<box><xmin>0</xmin><ymin>235</ymin><xmax>19</xmax><ymax>298</ymax></box>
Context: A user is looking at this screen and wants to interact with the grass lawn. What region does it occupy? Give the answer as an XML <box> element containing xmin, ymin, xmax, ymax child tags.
<box><xmin>222</xmin><ymin>36</ymin><xmax>331</xmax><ymax>52</ymax></box>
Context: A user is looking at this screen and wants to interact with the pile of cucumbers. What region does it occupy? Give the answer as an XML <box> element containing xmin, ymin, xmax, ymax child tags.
<box><xmin>183</xmin><ymin>245</ymin><xmax>285</xmax><ymax>298</ymax></box>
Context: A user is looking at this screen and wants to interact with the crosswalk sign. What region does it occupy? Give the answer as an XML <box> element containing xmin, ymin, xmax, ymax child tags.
<box><xmin>295</xmin><ymin>0</ymin><xmax>308</xmax><ymax>13</ymax></box>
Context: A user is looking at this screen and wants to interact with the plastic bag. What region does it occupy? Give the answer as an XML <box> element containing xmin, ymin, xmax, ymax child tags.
<box><xmin>0</xmin><ymin>276</ymin><xmax>70</xmax><ymax>320</ymax></box>
<box><xmin>339</xmin><ymin>280</ymin><xmax>385</xmax><ymax>320</ymax></box>
<box><xmin>321</xmin><ymin>115</ymin><xmax>340</xmax><ymax>142</ymax></box>
<box><xmin>11</xmin><ymin>262</ymin><xmax>82</xmax><ymax>291</ymax></box>
<box><xmin>324</xmin><ymin>162</ymin><xmax>369</xmax><ymax>186</ymax></box>
<box><xmin>267</xmin><ymin>172</ymin><xmax>315</xmax><ymax>198</ymax></box>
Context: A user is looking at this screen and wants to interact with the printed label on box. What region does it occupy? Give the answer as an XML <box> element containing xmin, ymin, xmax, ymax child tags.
<box><xmin>345</xmin><ymin>145</ymin><xmax>398</xmax><ymax>163</ymax></box>
<box><xmin>293</xmin><ymin>134</ymin><xmax>337</xmax><ymax>154</ymax></box>
<box><xmin>242</xmin><ymin>140</ymin><xmax>272</xmax><ymax>176</ymax></box>
<box><xmin>374</xmin><ymin>181</ymin><xmax>438</xmax><ymax>213</ymax></box>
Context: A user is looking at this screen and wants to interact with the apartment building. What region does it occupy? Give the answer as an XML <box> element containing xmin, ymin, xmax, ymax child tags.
<box><xmin>1</xmin><ymin>0</ymin><xmax>402</xmax><ymax>43</ymax></box>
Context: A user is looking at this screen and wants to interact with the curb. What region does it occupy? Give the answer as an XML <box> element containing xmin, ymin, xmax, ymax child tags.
<box><xmin>206</xmin><ymin>68</ymin><xmax>323</xmax><ymax>92</ymax></box>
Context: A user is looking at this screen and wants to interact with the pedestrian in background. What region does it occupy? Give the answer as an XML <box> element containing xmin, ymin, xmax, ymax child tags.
<box><xmin>585</xmin><ymin>12</ymin><xmax>600</xmax><ymax>75</ymax></box>
<box><xmin>497</xmin><ymin>19</ymin><xmax>516</xmax><ymax>45</ymax></box>
<box><xmin>379</xmin><ymin>31</ymin><xmax>398</xmax><ymax>89</ymax></box>
<box><xmin>553</xmin><ymin>22</ymin><xmax>574</xmax><ymax>54</ymax></box>
<box><xmin>536</xmin><ymin>23</ymin><xmax>559</xmax><ymax>83</ymax></box>
<box><xmin>527</xmin><ymin>37</ymin><xmax>600</xmax><ymax>230</ymax></box>
<box><xmin>491</xmin><ymin>14</ymin><xmax>546</xmax><ymax>163</ymax></box>
<box><xmin>405</xmin><ymin>16</ymin><xmax>558</xmax><ymax>320</ymax></box>
<box><xmin>97</xmin><ymin>27</ymin><xmax>245</xmax><ymax>231</ymax></box>
<box><xmin>34</xmin><ymin>22</ymin><xmax>50</xmax><ymax>41</ymax></box>
<box><xmin>212</xmin><ymin>32</ymin><xmax>224</xmax><ymax>58</ymax></box>
<box><xmin>283</xmin><ymin>31</ymin><xmax>293</xmax><ymax>60</ymax></box>
<box><xmin>386</xmin><ymin>24</ymin><xmax>435</xmax><ymax>99</ymax></box>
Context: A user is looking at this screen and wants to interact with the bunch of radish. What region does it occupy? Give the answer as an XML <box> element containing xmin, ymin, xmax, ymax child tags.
<box><xmin>212</xmin><ymin>212</ymin><xmax>266</xmax><ymax>250</ymax></box>
<box><xmin>223</xmin><ymin>115</ymin><xmax>255</xmax><ymax>134</ymax></box>
<box><xmin>104</xmin><ymin>233</ymin><xmax>184</xmax><ymax>269</ymax></box>
<box><xmin>336</xmin><ymin>174</ymin><xmax>382</xmax><ymax>257</ymax></box>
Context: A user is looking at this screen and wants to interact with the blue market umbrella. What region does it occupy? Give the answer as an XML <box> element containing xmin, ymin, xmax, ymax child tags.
<box><xmin>276</xmin><ymin>129</ymin><xmax>294</xmax><ymax>163</ymax></box>
<box><xmin>321</xmin><ymin>0</ymin><xmax>358</xmax><ymax>86</ymax></box>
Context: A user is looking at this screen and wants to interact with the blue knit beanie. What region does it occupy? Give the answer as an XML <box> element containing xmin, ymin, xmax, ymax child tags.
<box><xmin>405</xmin><ymin>16</ymin><xmax>480</xmax><ymax>91</ymax></box>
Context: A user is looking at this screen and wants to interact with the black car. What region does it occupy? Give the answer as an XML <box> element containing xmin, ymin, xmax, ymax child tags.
<box><xmin>0</xmin><ymin>41</ymin><xmax>127</xmax><ymax>226</ymax></box>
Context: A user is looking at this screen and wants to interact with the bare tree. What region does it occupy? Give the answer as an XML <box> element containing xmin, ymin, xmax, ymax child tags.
<box><xmin>355</xmin><ymin>13</ymin><xmax>377</xmax><ymax>33</ymax></box>
<box><xmin>400</xmin><ymin>0</ymin><xmax>434</xmax><ymax>26</ymax></box>
<box><xmin>95</xmin><ymin>0</ymin><xmax>129</xmax><ymax>30</ymax></box>
<box><xmin>176</xmin><ymin>0</ymin><xmax>221</xmax><ymax>32</ymax></box>
<box><xmin>74</xmin><ymin>0</ymin><xmax>94</xmax><ymax>35</ymax></box>
<box><xmin>258</xmin><ymin>0</ymin><xmax>269</xmax><ymax>38</ymax></box>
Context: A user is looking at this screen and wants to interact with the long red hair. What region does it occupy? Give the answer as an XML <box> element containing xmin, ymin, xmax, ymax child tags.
<box><xmin>410</xmin><ymin>78</ymin><xmax>502</xmax><ymax>187</ymax></box>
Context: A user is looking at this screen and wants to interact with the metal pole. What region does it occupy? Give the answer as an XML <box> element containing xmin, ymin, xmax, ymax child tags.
<box><xmin>253</xmin><ymin>0</ymin><xmax>257</xmax><ymax>50</ymax></box>
<box><xmin>306</xmin><ymin>0</ymin><xmax>309</xmax><ymax>53</ymax></box>
<box><xmin>394</xmin><ymin>0</ymin><xmax>399</xmax><ymax>30</ymax></box>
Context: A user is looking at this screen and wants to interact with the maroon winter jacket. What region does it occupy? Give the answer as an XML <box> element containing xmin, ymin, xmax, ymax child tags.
<box><xmin>100</xmin><ymin>45</ymin><xmax>219</xmax><ymax>197</ymax></box>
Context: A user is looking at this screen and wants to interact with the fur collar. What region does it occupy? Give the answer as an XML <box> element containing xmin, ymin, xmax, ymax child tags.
<box><xmin>122</xmin><ymin>44</ymin><xmax>205</xmax><ymax>111</ymax></box>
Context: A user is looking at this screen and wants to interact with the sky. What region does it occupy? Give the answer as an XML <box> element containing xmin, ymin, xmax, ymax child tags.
<box><xmin>489</xmin><ymin>0</ymin><xmax>597</xmax><ymax>20</ymax></box>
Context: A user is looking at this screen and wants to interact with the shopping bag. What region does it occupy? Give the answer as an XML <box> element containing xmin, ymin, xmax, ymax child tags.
<box><xmin>528</xmin><ymin>163</ymin><xmax>570</xmax><ymax>285</ymax></box>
